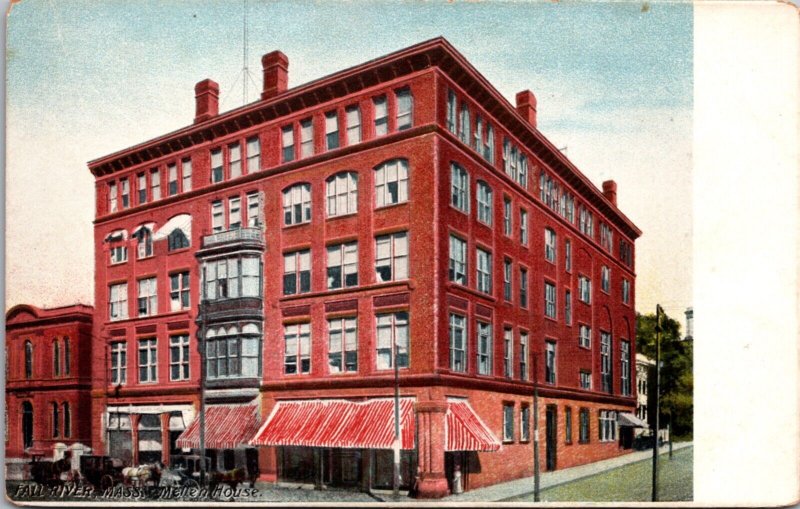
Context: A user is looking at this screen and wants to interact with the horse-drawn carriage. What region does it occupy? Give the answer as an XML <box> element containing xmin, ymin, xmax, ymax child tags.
<box><xmin>29</xmin><ymin>455</ymin><xmax>76</xmax><ymax>487</ymax></box>
<box><xmin>79</xmin><ymin>455</ymin><xmax>125</xmax><ymax>491</ymax></box>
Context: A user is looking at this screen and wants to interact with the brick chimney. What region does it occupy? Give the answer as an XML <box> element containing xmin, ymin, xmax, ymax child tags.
<box><xmin>602</xmin><ymin>180</ymin><xmax>617</xmax><ymax>206</ymax></box>
<box><xmin>515</xmin><ymin>90</ymin><xmax>537</xmax><ymax>128</ymax></box>
<box><xmin>262</xmin><ymin>50</ymin><xmax>289</xmax><ymax>100</ymax></box>
<box><xmin>194</xmin><ymin>79</ymin><xmax>219</xmax><ymax>124</ymax></box>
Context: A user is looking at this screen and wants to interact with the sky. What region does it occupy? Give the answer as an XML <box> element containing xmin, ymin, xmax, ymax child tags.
<box><xmin>5</xmin><ymin>0</ymin><xmax>693</xmax><ymax>324</ymax></box>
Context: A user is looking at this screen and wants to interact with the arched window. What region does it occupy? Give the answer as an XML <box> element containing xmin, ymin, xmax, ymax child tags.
<box><xmin>168</xmin><ymin>228</ymin><xmax>190</xmax><ymax>251</ymax></box>
<box><xmin>53</xmin><ymin>341</ymin><xmax>60</xmax><ymax>377</ymax></box>
<box><xmin>374</xmin><ymin>159</ymin><xmax>409</xmax><ymax>207</ymax></box>
<box><xmin>62</xmin><ymin>403</ymin><xmax>71</xmax><ymax>438</ymax></box>
<box><xmin>283</xmin><ymin>183</ymin><xmax>311</xmax><ymax>225</ymax></box>
<box><xmin>326</xmin><ymin>172</ymin><xmax>358</xmax><ymax>217</ymax></box>
<box><xmin>51</xmin><ymin>402</ymin><xmax>59</xmax><ymax>438</ymax></box>
<box><xmin>132</xmin><ymin>226</ymin><xmax>154</xmax><ymax>258</ymax></box>
<box><xmin>22</xmin><ymin>402</ymin><xmax>33</xmax><ymax>449</ymax></box>
<box><xmin>24</xmin><ymin>341</ymin><xmax>33</xmax><ymax>379</ymax></box>
<box><xmin>63</xmin><ymin>337</ymin><xmax>70</xmax><ymax>375</ymax></box>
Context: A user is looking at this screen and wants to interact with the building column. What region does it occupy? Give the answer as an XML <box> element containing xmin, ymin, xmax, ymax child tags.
<box><xmin>160</xmin><ymin>413</ymin><xmax>170</xmax><ymax>465</ymax></box>
<box><xmin>129</xmin><ymin>414</ymin><xmax>140</xmax><ymax>466</ymax></box>
<box><xmin>257</xmin><ymin>446</ymin><xmax>278</xmax><ymax>483</ymax></box>
<box><xmin>414</xmin><ymin>400</ymin><xmax>448</xmax><ymax>498</ymax></box>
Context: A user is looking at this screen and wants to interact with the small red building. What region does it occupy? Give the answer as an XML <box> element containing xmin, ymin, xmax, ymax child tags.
<box><xmin>5</xmin><ymin>304</ymin><xmax>94</xmax><ymax>479</ymax></box>
<box><xmin>86</xmin><ymin>37</ymin><xmax>641</xmax><ymax>497</ymax></box>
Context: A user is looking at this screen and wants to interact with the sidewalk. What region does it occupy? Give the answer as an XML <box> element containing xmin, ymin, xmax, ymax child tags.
<box><xmin>436</xmin><ymin>442</ymin><xmax>693</xmax><ymax>502</ymax></box>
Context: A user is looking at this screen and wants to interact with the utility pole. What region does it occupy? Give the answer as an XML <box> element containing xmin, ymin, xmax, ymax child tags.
<box><xmin>393</xmin><ymin>343</ymin><xmax>401</xmax><ymax>498</ymax></box>
<box><xmin>533</xmin><ymin>353</ymin><xmax>540</xmax><ymax>502</ymax></box>
<box><xmin>198</xmin><ymin>301</ymin><xmax>207</xmax><ymax>488</ymax></box>
<box><xmin>651</xmin><ymin>304</ymin><xmax>663</xmax><ymax>502</ymax></box>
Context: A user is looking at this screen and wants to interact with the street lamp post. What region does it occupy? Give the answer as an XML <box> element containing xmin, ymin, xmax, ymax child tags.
<box><xmin>533</xmin><ymin>353</ymin><xmax>540</xmax><ymax>502</ymax></box>
<box><xmin>393</xmin><ymin>343</ymin><xmax>401</xmax><ymax>498</ymax></box>
<box><xmin>198</xmin><ymin>300</ymin><xmax>208</xmax><ymax>487</ymax></box>
<box><xmin>651</xmin><ymin>304</ymin><xmax>663</xmax><ymax>502</ymax></box>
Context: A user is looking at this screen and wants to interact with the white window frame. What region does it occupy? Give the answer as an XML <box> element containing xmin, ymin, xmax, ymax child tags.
<box><xmin>169</xmin><ymin>271</ymin><xmax>190</xmax><ymax>311</ymax></box>
<box><xmin>346</xmin><ymin>105</ymin><xmax>362</xmax><ymax>144</ymax></box>
<box><xmin>110</xmin><ymin>342</ymin><xmax>127</xmax><ymax>385</ymax></box>
<box><xmin>109</xmin><ymin>181</ymin><xmax>118</xmax><ymax>212</ymax></box>
<box><xmin>181</xmin><ymin>158</ymin><xmax>192</xmax><ymax>192</ymax></box>
<box><xmin>545</xmin><ymin>228</ymin><xmax>556</xmax><ymax>262</ymax></box>
<box><xmin>503</xmin><ymin>259</ymin><xmax>513</xmax><ymax>301</ymax></box>
<box><xmin>503</xmin><ymin>404</ymin><xmax>514</xmax><ymax>442</ymax></box>
<box><xmin>169</xmin><ymin>334</ymin><xmax>190</xmax><ymax>381</ymax></box>
<box><xmin>503</xmin><ymin>197</ymin><xmax>512</xmax><ymax>236</ymax></box>
<box><xmin>283</xmin><ymin>183</ymin><xmax>311</xmax><ymax>226</ymax></box>
<box><xmin>477</xmin><ymin>180</ymin><xmax>493</xmax><ymax>225</ymax></box>
<box><xmin>580</xmin><ymin>370</ymin><xmax>592</xmax><ymax>390</ymax></box>
<box><xmin>150</xmin><ymin>168</ymin><xmax>161</xmax><ymax>201</ymax></box>
<box><xmin>544</xmin><ymin>281</ymin><xmax>557</xmax><ymax>319</ymax></box>
<box><xmin>565</xmin><ymin>239</ymin><xmax>572</xmax><ymax>272</ymax></box>
<box><xmin>520</xmin><ymin>209</ymin><xmax>528</xmax><ymax>245</ymax></box>
<box><xmin>229</xmin><ymin>196</ymin><xmax>242</xmax><ymax>230</ymax></box>
<box><xmin>476</xmin><ymin>248</ymin><xmax>492</xmax><ymax>294</ymax></box>
<box><xmin>601</xmin><ymin>266</ymin><xmax>611</xmax><ymax>293</ymax></box>
<box><xmin>283</xmin><ymin>250</ymin><xmax>311</xmax><ymax>295</ymax></box>
<box><xmin>520</xmin><ymin>267</ymin><xmax>528</xmax><ymax>308</ymax></box>
<box><xmin>300</xmin><ymin>118</ymin><xmax>314</xmax><ymax>158</ymax></box>
<box><xmin>327</xmin><ymin>241</ymin><xmax>358</xmax><ymax>290</ymax></box>
<box><xmin>138</xmin><ymin>338</ymin><xmax>158</xmax><ymax>384</ymax></box>
<box><xmin>328</xmin><ymin>317</ymin><xmax>358</xmax><ymax>374</ymax></box>
<box><xmin>375</xmin><ymin>159</ymin><xmax>409</xmax><ymax>207</ymax></box>
<box><xmin>520</xmin><ymin>405</ymin><xmax>530</xmax><ymax>441</ymax></box>
<box><xmin>229</xmin><ymin>142</ymin><xmax>242</xmax><ymax>178</ymax></box>
<box><xmin>545</xmin><ymin>340</ymin><xmax>557</xmax><ymax>384</ymax></box>
<box><xmin>448</xmin><ymin>235</ymin><xmax>467</xmax><ymax>285</ymax></box>
<box><xmin>622</xmin><ymin>278</ymin><xmax>631</xmax><ymax>304</ymax></box>
<box><xmin>167</xmin><ymin>164</ymin><xmax>178</xmax><ymax>196</ymax></box>
<box><xmin>579</xmin><ymin>324</ymin><xmax>591</xmax><ymax>349</ymax></box>
<box><xmin>109</xmin><ymin>283</ymin><xmax>128</xmax><ymax>321</ymax></box>
<box><xmin>621</xmin><ymin>340</ymin><xmax>631</xmax><ymax>396</ymax></box>
<box><xmin>565</xmin><ymin>289</ymin><xmax>572</xmax><ymax>325</ymax></box>
<box><xmin>601</xmin><ymin>331</ymin><xmax>612</xmax><ymax>393</ymax></box>
<box><xmin>395</xmin><ymin>88</ymin><xmax>413</xmax><ymax>130</ymax></box>
<box><xmin>211</xmin><ymin>200</ymin><xmax>224</xmax><ymax>233</ymax></box>
<box><xmin>449</xmin><ymin>313</ymin><xmax>466</xmax><ymax>372</ymax></box>
<box><xmin>137</xmin><ymin>277</ymin><xmax>158</xmax><ymax>317</ymax></box>
<box><xmin>446</xmin><ymin>90</ymin><xmax>457</xmax><ymax>133</ymax></box>
<box><xmin>325</xmin><ymin>111</ymin><xmax>340</xmax><ymax>150</ymax></box>
<box><xmin>211</xmin><ymin>148</ymin><xmax>224</xmax><ymax>183</ymax></box>
<box><xmin>247</xmin><ymin>192</ymin><xmax>262</xmax><ymax>227</ymax></box>
<box><xmin>579</xmin><ymin>276</ymin><xmax>592</xmax><ymax>304</ymax></box>
<box><xmin>519</xmin><ymin>332</ymin><xmax>529</xmax><ymax>381</ymax></box>
<box><xmin>376</xmin><ymin>311</ymin><xmax>409</xmax><ymax>370</ymax></box>
<box><xmin>284</xmin><ymin>323</ymin><xmax>311</xmax><ymax>375</ymax></box>
<box><xmin>373</xmin><ymin>95</ymin><xmax>388</xmax><ymax>136</ymax></box>
<box><xmin>375</xmin><ymin>232</ymin><xmax>408</xmax><ymax>282</ymax></box>
<box><xmin>246</xmin><ymin>136</ymin><xmax>261</xmax><ymax>173</ymax></box>
<box><xmin>477</xmin><ymin>321</ymin><xmax>492</xmax><ymax>376</ymax></box>
<box><xmin>326</xmin><ymin>171</ymin><xmax>358</xmax><ymax>217</ymax></box>
<box><xmin>281</xmin><ymin>125</ymin><xmax>295</xmax><ymax>162</ymax></box>
<box><xmin>503</xmin><ymin>328</ymin><xmax>513</xmax><ymax>378</ymax></box>
<box><xmin>450</xmin><ymin>164</ymin><xmax>469</xmax><ymax>213</ymax></box>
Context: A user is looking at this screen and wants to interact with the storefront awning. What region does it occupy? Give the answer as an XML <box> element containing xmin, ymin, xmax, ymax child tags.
<box><xmin>176</xmin><ymin>404</ymin><xmax>260</xmax><ymax>450</ymax></box>
<box><xmin>446</xmin><ymin>400</ymin><xmax>502</xmax><ymax>452</ymax></box>
<box><xmin>250</xmin><ymin>398</ymin><xmax>415</xmax><ymax>450</ymax></box>
<box><xmin>617</xmin><ymin>412</ymin><xmax>647</xmax><ymax>428</ymax></box>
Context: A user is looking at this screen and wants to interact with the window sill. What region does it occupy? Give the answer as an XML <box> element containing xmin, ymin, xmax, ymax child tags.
<box><xmin>283</xmin><ymin>221</ymin><xmax>312</xmax><ymax>230</ymax></box>
<box><xmin>280</xmin><ymin>279</ymin><xmax>411</xmax><ymax>303</ymax></box>
<box><xmin>326</xmin><ymin>212</ymin><xmax>358</xmax><ymax>221</ymax></box>
<box><xmin>544</xmin><ymin>315</ymin><xmax>558</xmax><ymax>323</ymax></box>
<box><xmin>109</xmin><ymin>261</ymin><xmax>128</xmax><ymax>267</ymax></box>
<box><xmin>167</xmin><ymin>247</ymin><xmax>192</xmax><ymax>256</ymax></box>
<box><xmin>137</xmin><ymin>255</ymin><xmax>155</xmax><ymax>261</ymax></box>
<box><xmin>375</xmin><ymin>201</ymin><xmax>409</xmax><ymax>212</ymax></box>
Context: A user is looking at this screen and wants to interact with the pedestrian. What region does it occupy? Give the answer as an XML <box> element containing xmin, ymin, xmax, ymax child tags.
<box><xmin>409</xmin><ymin>466</ymin><xmax>421</xmax><ymax>498</ymax></box>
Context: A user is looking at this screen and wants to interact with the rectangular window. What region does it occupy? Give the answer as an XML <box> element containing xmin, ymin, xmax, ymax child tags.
<box><xmin>503</xmin><ymin>404</ymin><xmax>514</xmax><ymax>442</ymax></box>
<box><xmin>328</xmin><ymin>317</ymin><xmax>358</xmax><ymax>373</ymax></box>
<box><xmin>518</xmin><ymin>153</ymin><xmax>528</xmax><ymax>188</ymax></box>
<box><xmin>451</xmin><ymin>164</ymin><xmax>469</xmax><ymax>212</ymax></box>
<box><xmin>622</xmin><ymin>279</ymin><xmax>631</xmax><ymax>304</ymax></box>
<box><xmin>284</xmin><ymin>323</ymin><xmax>311</xmax><ymax>375</ymax></box>
<box><xmin>565</xmin><ymin>407</ymin><xmax>573</xmax><ymax>444</ymax></box>
<box><xmin>138</xmin><ymin>338</ymin><xmax>157</xmax><ymax>383</ymax></box>
<box><xmin>621</xmin><ymin>340</ymin><xmax>631</xmax><ymax>396</ymax></box>
<box><xmin>474</xmin><ymin>115</ymin><xmax>483</xmax><ymax>152</ymax></box>
<box><xmin>345</xmin><ymin>105</ymin><xmax>362</xmax><ymax>144</ymax></box>
<box><xmin>601</xmin><ymin>266</ymin><xmax>610</xmax><ymax>293</ymax></box>
<box><xmin>137</xmin><ymin>173</ymin><xmax>147</xmax><ymax>205</ymax></box>
<box><xmin>108</xmin><ymin>181</ymin><xmax>118</xmax><ymax>213</ymax></box>
<box><xmin>520</xmin><ymin>210</ymin><xmax>528</xmax><ymax>245</ymax></box>
<box><xmin>373</xmin><ymin>95</ymin><xmax>388</xmax><ymax>136</ymax></box>
<box><xmin>545</xmin><ymin>340</ymin><xmax>556</xmax><ymax>384</ymax></box>
<box><xmin>283</xmin><ymin>250</ymin><xmax>311</xmax><ymax>295</ymax></box>
<box><xmin>110</xmin><ymin>244</ymin><xmax>128</xmax><ymax>264</ymax></box>
<box><xmin>327</xmin><ymin>241</ymin><xmax>358</xmax><ymax>289</ymax></box>
<box><xmin>459</xmin><ymin>103</ymin><xmax>470</xmax><ymax>144</ymax></box>
<box><xmin>503</xmin><ymin>259</ymin><xmax>512</xmax><ymax>301</ymax></box>
<box><xmin>396</xmin><ymin>88</ymin><xmax>413</xmax><ymax>130</ymax></box>
<box><xmin>150</xmin><ymin>168</ymin><xmax>161</xmax><ymax>201</ymax></box>
<box><xmin>477</xmin><ymin>321</ymin><xmax>492</xmax><ymax>375</ymax></box>
<box><xmin>109</xmin><ymin>283</ymin><xmax>128</xmax><ymax>321</ymax></box>
<box><xmin>545</xmin><ymin>282</ymin><xmax>557</xmax><ymax>319</ymax></box>
<box><xmin>580</xmin><ymin>370</ymin><xmax>592</xmax><ymax>389</ymax></box>
<box><xmin>110</xmin><ymin>342</ymin><xmax>127</xmax><ymax>385</ymax></box>
<box><xmin>246</xmin><ymin>136</ymin><xmax>260</xmax><ymax>173</ymax></box>
<box><xmin>449</xmin><ymin>313</ymin><xmax>466</xmax><ymax>372</ymax></box>
<box><xmin>375</xmin><ymin>232</ymin><xmax>408</xmax><ymax>282</ymax></box>
<box><xmin>579</xmin><ymin>408</ymin><xmax>590</xmax><ymax>443</ymax></box>
<box><xmin>181</xmin><ymin>158</ymin><xmax>192</xmax><ymax>192</ymax></box>
<box><xmin>520</xmin><ymin>268</ymin><xmax>528</xmax><ymax>308</ymax></box>
<box><xmin>120</xmin><ymin>178</ymin><xmax>130</xmax><ymax>208</ymax></box>
<box><xmin>211</xmin><ymin>200</ymin><xmax>224</xmax><ymax>233</ymax></box>
<box><xmin>168</xmin><ymin>164</ymin><xmax>178</xmax><ymax>196</ymax></box>
<box><xmin>565</xmin><ymin>290</ymin><xmax>572</xmax><ymax>325</ymax></box>
<box><xmin>601</xmin><ymin>223</ymin><xmax>614</xmax><ymax>252</ymax></box>
<box><xmin>599</xmin><ymin>410</ymin><xmax>617</xmax><ymax>442</ymax></box>
<box><xmin>579</xmin><ymin>324</ymin><xmax>591</xmax><ymax>349</ymax></box>
<box><xmin>521</xmin><ymin>405</ymin><xmax>530</xmax><ymax>442</ymax></box>
<box><xmin>211</xmin><ymin>148</ymin><xmax>224</xmax><ymax>183</ymax></box>
<box><xmin>376</xmin><ymin>311</ymin><xmax>409</xmax><ymax>369</ymax></box>
<box><xmin>247</xmin><ymin>192</ymin><xmax>261</xmax><ymax>227</ymax></box>
<box><xmin>327</xmin><ymin>171</ymin><xmax>358</xmax><ymax>217</ymax></box>
<box><xmin>300</xmin><ymin>118</ymin><xmax>314</xmax><ymax>158</ymax></box>
<box><xmin>565</xmin><ymin>239</ymin><xmax>572</xmax><ymax>272</ymax></box>
<box><xmin>485</xmin><ymin>123</ymin><xmax>495</xmax><ymax>162</ymax></box>
<box><xmin>446</xmin><ymin>90</ymin><xmax>457</xmax><ymax>133</ymax></box>
<box><xmin>169</xmin><ymin>335</ymin><xmax>190</xmax><ymax>381</ymax></box>
<box><xmin>503</xmin><ymin>328</ymin><xmax>513</xmax><ymax>378</ymax></box>
<box><xmin>325</xmin><ymin>111</ymin><xmax>340</xmax><ymax>150</ymax></box>
<box><xmin>137</xmin><ymin>277</ymin><xmax>158</xmax><ymax>317</ymax></box>
<box><xmin>169</xmin><ymin>271</ymin><xmax>190</xmax><ymax>311</ymax></box>
<box><xmin>579</xmin><ymin>276</ymin><xmax>592</xmax><ymax>304</ymax></box>
<box><xmin>509</xmin><ymin>146</ymin><xmax>518</xmax><ymax>182</ymax></box>
<box><xmin>620</xmin><ymin>239</ymin><xmax>633</xmax><ymax>267</ymax></box>
<box><xmin>375</xmin><ymin>159</ymin><xmax>409</xmax><ymax>207</ymax></box>
<box><xmin>449</xmin><ymin>235</ymin><xmax>467</xmax><ymax>285</ymax></box>
<box><xmin>545</xmin><ymin>228</ymin><xmax>556</xmax><ymax>262</ymax></box>
<box><xmin>519</xmin><ymin>332</ymin><xmax>529</xmax><ymax>380</ymax></box>
<box><xmin>476</xmin><ymin>248</ymin><xmax>492</xmax><ymax>294</ymax></box>
<box><xmin>503</xmin><ymin>197</ymin><xmax>512</xmax><ymax>236</ymax></box>
<box><xmin>601</xmin><ymin>332</ymin><xmax>612</xmax><ymax>393</ymax></box>
<box><xmin>477</xmin><ymin>181</ymin><xmax>493</xmax><ymax>225</ymax></box>
<box><xmin>283</xmin><ymin>183</ymin><xmax>311</xmax><ymax>225</ymax></box>
<box><xmin>229</xmin><ymin>196</ymin><xmax>242</xmax><ymax>230</ymax></box>
<box><xmin>281</xmin><ymin>125</ymin><xmax>295</xmax><ymax>162</ymax></box>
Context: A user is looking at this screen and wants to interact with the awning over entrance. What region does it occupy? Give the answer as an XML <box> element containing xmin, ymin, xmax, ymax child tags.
<box><xmin>250</xmin><ymin>398</ymin><xmax>416</xmax><ymax>450</ymax></box>
<box><xmin>176</xmin><ymin>404</ymin><xmax>260</xmax><ymax>450</ymax></box>
<box><xmin>617</xmin><ymin>412</ymin><xmax>648</xmax><ymax>428</ymax></box>
<box><xmin>445</xmin><ymin>400</ymin><xmax>502</xmax><ymax>452</ymax></box>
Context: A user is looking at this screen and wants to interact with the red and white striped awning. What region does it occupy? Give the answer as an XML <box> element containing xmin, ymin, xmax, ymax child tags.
<box><xmin>250</xmin><ymin>398</ymin><xmax>416</xmax><ymax>450</ymax></box>
<box><xmin>176</xmin><ymin>404</ymin><xmax>260</xmax><ymax>450</ymax></box>
<box><xmin>446</xmin><ymin>400</ymin><xmax>502</xmax><ymax>452</ymax></box>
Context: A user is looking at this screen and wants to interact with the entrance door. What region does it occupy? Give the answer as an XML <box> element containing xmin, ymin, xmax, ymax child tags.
<box><xmin>545</xmin><ymin>405</ymin><xmax>557</xmax><ymax>471</ymax></box>
<box><xmin>22</xmin><ymin>402</ymin><xmax>33</xmax><ymax>449</ymax></box>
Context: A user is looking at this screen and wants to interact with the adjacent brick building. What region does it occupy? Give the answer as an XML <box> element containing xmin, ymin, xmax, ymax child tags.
<box><xmin>85</xmin><ymin>37</ymin><xmax>641</xmax><ymax>497</ymax></box>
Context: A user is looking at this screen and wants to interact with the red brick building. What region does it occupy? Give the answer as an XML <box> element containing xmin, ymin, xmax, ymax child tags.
<box><xmin>87</xmin><ymin>37</ymin><xmax>640</xmax><ymax>497</ymax></box>
<box><xmin>5</xmin><ymin>304</ymin><xmax>94</xmax><ymax>478</ymax></box>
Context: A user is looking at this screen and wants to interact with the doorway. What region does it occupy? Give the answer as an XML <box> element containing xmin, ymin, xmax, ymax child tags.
<box><xmin>545</xmin><ymin>405</ymin><xmax>557</xmax><ymax>471</ymax></box>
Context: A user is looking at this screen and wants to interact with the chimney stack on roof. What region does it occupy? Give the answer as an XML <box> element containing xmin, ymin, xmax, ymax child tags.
<box><xmin>262</xmin><ymin>50</ymin><xmax>289</xmax><ymax>100</ymax></box>
<box><xmin>515</xmin><ymin>90</ymin><xmax>538</xmax><ymax>128</ymax></box>
<box><xmin>194</xmin><ymin>79</ymin><xmax>220</xmax><ymax>124</ymax></box>
<box><xmin>602</xmin><ymin>180</ymin><xmax>617</xmax><ymax>206</ymax></box>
